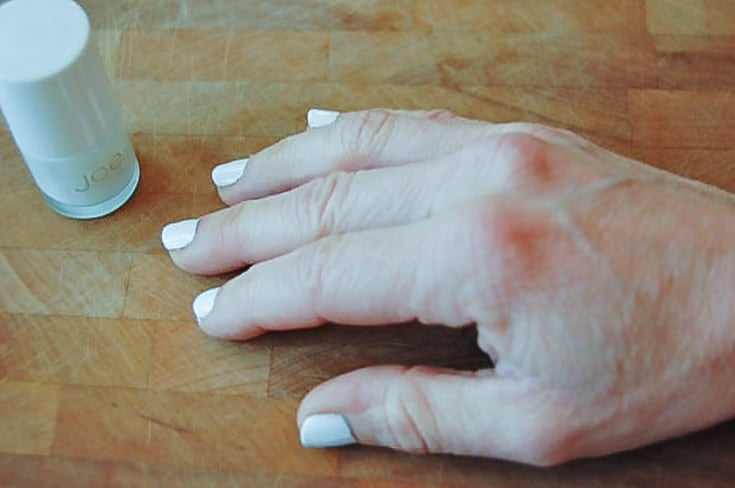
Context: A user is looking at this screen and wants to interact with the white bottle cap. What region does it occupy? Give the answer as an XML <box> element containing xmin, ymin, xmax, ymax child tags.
<box><xmin>0</xmin><ymin>0</ymin><xmax>125</xmax><ymax>158</ymax></box>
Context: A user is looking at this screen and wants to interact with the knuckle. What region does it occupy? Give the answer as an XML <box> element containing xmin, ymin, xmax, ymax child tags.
<box><xmin>472</xmin><ymin>201</ymin><xmax>533</xmax><ymax>265</ymax></box>
<box><xmin>546</xmin><ymin>125</ymin><xmax>595</xmax><ymax>148</ymax></box>
<box><xmin>509</xmin><ymin>122</ymin><xmax>563</xmax><ymax>140</ymax></box>
<box><xmin>466</xmin><ymin>200</ymin><xmax>551</xmax><ymax>300</ymax></box>
<box><xmin>299</xmin><ymin>172</ymin><xmax>354</xmax><ymax>239</ymax></box>
<box><xmin>496</xmin><ymin>133</ymin><xmax>553</xmax><ymax>186</ymax></box>
<box><xmin>555</xmin><ymin>127</ymin><xmax>588</xmax><ymax>144</ymax></box>
<box><xmin>509</xmin><ymin>122</ymin><xmax>590</xmax><ymax>148</ymax></box>
<box><xmin>225</xmin><ymin>204</ymin><xmax>251</xmax><ymax>257</ymax></box>
<box><xmin>424</xmin><ymin>108</ymin><xmax>458</xmax><ymax>122</ymax></box>
<box><xmin>520</xmin><ymin>420</ymin><xmax>571</xmax><ymax>467</ymax></box>
<box><xmin>507</xmin><ymin>397</ymin><xmax>575</xmax><ymax>467</ymax></box>
<box><xmin>338</xmin><ymin>109</ymin><xmax>397</xmax><ymax>158</ymax></box>
<box><xmin>383</xmin><ymin>367</ymin><xmax>441</xmax><ymax>454</ymax></box>
<box><xmin>295</xmin><ymin>237</ymin><xmax>335</xmax><ymax>315</ymax></box>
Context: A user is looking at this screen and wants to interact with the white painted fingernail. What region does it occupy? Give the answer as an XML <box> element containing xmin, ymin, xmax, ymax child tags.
<box><xmin>193</xmin><ymin>287</ymin><xmax>220</xmax><ymax>324</ymax></box>
<box><xmin>307</xmin><ymin>108</ymin><xmax>340</xmax><ymax>128</ymax></box>
<box><xmin>300</xmin><ymin>414</ymin><xmax>356</xmax><ymax>448</ymax></box>
<box><xmin>160</xmin><ymin>219</ymin><xmax>199</xmax><ymax>251</ymax></box>
<box><xmin>211</xmin><ymin>158</ymin><xmax>249</xmax><ymax>187</ymax></box>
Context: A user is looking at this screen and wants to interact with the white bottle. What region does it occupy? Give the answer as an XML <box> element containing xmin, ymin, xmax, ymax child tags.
<box><xmin>0</xmin><ymin>0</ymin><xmax>140</xmax><ymax>219</ymax></box>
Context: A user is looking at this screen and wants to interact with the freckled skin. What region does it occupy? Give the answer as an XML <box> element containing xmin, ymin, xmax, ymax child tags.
<box><xmin>163</xmin><ymin>110</ymin><xmax>735</xmax><ymax>466</ymax></box>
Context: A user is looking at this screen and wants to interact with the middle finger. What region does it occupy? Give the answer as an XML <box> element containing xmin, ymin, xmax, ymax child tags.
<box><xmin>165</xmin><ymin>155</ymin><xmax>462</xmax><ymax>275</ymax></box>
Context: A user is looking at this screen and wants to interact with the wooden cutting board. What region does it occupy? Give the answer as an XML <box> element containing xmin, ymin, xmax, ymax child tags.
<box><xmin>2</xmin><ymin>0</ymin><xmax>735</xmax><ymax>486</ymax></box>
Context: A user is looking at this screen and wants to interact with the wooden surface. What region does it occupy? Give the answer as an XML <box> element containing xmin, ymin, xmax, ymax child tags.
<box><xmin>2</xmin><ymin>0</ymin><xmax>735</xmax><ymax>486</ymax></box>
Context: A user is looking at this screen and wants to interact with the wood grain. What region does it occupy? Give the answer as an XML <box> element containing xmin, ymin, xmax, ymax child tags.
<box><xmin>646</xmin><ymin>0</ymin><xmax>735</xmax><ymax>35</ymax></box>
<box><xmin>80</xmin><ymin>0</ymin><xmax>416</xmax><ymax>31</ymax></box>
<box><xmin>414</xmin><ymin>0</ymin><xmax>645</xmax><ymax>33</ymax></box>
<box><xmin>631</xmin><ymin>90</ymin><xmax>735</xmax><ymax>148</ymax></box>
<box><xmin>123</xmin><ymin>253</ymin><xmax>220</xmax><ymax>321</ymax></box>
<box><xmin>118</xmin><ymin>30</ymin><xmax>329</xmax><ymax>82</ymax></box>
<box><xmin>2</xmin><ymin>0</ymin><xmax>735</xmax><ymax>486</ymax></box>
<box><xmin>1</xmin><ymin>315</ymin><xmax>152</xmax><ymax>388</ymax></box>
<box><xmin>630</xmin><ymin>148</ymin><xmax>735</xmax><ymax>192</ymax></box>
<box><xmin>150</xmin><ymin>321</ymin><xmax>271</xmax><ymax>395</ymax></box>
<box><xmin>655</xmin><ymin>36</ymin><xmax>735</xmax><ymax>89</ymax></box>
<box><xmin>0</xmin><ymin>382</ymin><xmax>60</xmax><ymax>456</ymax></box>
<box><xmin>51</xmin><ymin>387</ymin><xmax>336</xmax><ymax>475</ymax></box>
<box><xmin>328</xmin><ymin>32</ymin><xmax>656</xmax><ymax>87</ymax></box>
<box><xmin>268</xmin><ymin>325</ymin><xmax>489</xmax><ymax>399</ymax></box>
<box><xmin>0</xmin><ymin>250</ymin><xmax>132</xmax><ymax>316</ymax></box>
<box><xmin>0</xmin><ymin>454</ymin><xmax>353</xmax><ymax>488</ymax></box>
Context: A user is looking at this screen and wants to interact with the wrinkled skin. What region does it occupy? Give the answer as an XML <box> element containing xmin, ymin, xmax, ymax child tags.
<box><xmin>163</xmin><ymin>109</ymin><xmax>735</xmax><ymax>466</ymax></box>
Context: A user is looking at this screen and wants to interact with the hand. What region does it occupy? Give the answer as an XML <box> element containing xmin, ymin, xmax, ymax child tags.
<box><xmin>160</xmin><ymin>109</ymin><xmax>735</xmax><ymax>466</ymax></box>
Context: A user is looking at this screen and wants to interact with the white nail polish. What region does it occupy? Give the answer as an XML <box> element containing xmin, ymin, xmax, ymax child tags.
<box><xmin>307</xmin><ymin>108</ymin><xmax>340</xmax><ymax>129</ymax></box>
<box><xmin>160</xmin><ymin>219</ymin><xmax>199</xmax><ymax>251</ymax></box>
<box><xmin>211</xmin><ymin>158</ymin><xmax>249</xmax><ymax>188</ymax></box>
<box><xmin>192</xmin><ymin>287</ymin><xmax>220</xmax><ymax>323</ymax></box>
<box><xmin>300</xmin><ymin>414</ymin><xmax>356</xmax><ymax>448</ymax></box>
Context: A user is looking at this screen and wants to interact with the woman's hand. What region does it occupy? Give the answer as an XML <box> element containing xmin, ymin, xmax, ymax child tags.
<box><xmin>160</xmin><ymin>109</ymin><xmax>735</xmax><ymax>466</ymax></box>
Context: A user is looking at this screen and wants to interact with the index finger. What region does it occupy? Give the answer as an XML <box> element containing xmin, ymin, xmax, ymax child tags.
<box><xmin>191</xmin><ymin>207</ymin><xmax>479</xmax><ymax>340</ymax></box>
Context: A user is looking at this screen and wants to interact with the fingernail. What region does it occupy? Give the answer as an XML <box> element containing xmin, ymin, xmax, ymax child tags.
<box><xmin>160</xmin><ymin>219</ymin><xmax>199</xmax><ymax>251</ymax></box>
<box><xmin>307</xmin><ymin>108</ymin><xmax>340</xmax><ymax>129</ymax></box>
<box><xmin>193</xmin><ymin>287</ymin><xmax>220</xmax><ymax>324</ymax></box>
<box><xmin>300</xmin><ymin>414</ymin><xmax>356</xmax><ymax>448</ymax></box>
<box><xmin>211</xmin><ymin>158</ymin><xmax>249</xmax><ymax>188</ymax></box>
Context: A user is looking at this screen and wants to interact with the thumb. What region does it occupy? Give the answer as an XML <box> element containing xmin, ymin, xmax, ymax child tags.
<box><xmin>296</xmin><ymin>365</ymin><xmax>562</xmax><ymax>465</ymax></box>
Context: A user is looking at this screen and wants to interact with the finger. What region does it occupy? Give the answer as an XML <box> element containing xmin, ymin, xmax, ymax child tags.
<box><xmin>189</xmin><ymin>208</ymin><xmax>480</xmax><ymax>340</ymax></box>
<box><xmin>296</xmin><ymin>365</ymin><xmax>566</xmax><ymax>466</ymax></box>
<box><xmin>164</xmin><ymin>133</ymin><xmax>594</xmax><ymax>276</ymax></box>
<box><xmin>212</xmin><ymin>108</ymin><xmax>493</xmax><ymax>205</ymax></box>
<box><xmin>308</xmin><ymin>107</ymin><xmax>481</xmax><ymax>126</ymax></box>
<box><xmin>166</xmin><ymin>161</ymin><xmax>444</xmax><ymax>275</ymax></box>
<box><xmin>213</xmin><ymin>109</ymin><xmax>590</xmax><ymax>206</ymax></box>
<box><xmin>164</xmin><ymin>135</ymin><xmax>537</xmax><ymax>275</ymax></box>
<box><xmin>308</xmin><ymin>108</ymin><xmax>474</xmax><ymax>127</ymax></box>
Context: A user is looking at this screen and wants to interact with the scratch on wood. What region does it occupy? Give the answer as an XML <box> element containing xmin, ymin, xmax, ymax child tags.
<box><xmin>223</xmin><ymin>28</ymin><xmax>233</xmax><ymax>80</ymax></box>
<box><xmin>138</xmin><ymin>413</ymin><xmax>191</xmax><ymax>435</ymax></box>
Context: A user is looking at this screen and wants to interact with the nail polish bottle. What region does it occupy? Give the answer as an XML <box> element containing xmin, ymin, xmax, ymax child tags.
<box><xmin>0</xmin><ymin>0</ymin><xmax>140</xmax><ymax>219</ymax></box>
